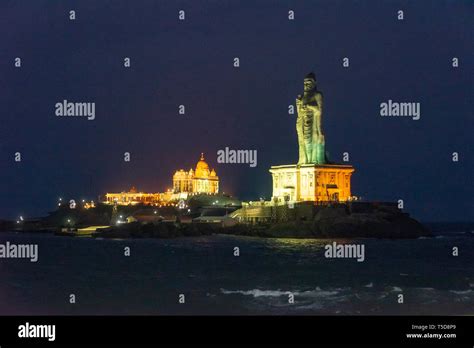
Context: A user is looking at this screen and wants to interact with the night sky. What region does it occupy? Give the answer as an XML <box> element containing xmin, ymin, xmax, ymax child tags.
<box><xmin>1</xmin><ymin>1</ymin><xmax>472</xmax><ymax>221</ymax></box>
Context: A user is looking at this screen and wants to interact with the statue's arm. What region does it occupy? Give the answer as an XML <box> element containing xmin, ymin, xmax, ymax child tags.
<box><xmin>305</xmin><ymin>92</ymin><xmax>323</xmax><ymax>113</ymax></box>
<box><xmin>315</xmin><ymin>92</ymin><xmax>323</xmax><ymax>112</ymax></box>
<box><xmin>296</xmin><ymin>95</ymin><xmax>303</xmax><ymax>114</ymax></box>
<box><xmin>312</xmin><ymin>92</ymin><xmax>323</xmax><ymax>135</ymax></box>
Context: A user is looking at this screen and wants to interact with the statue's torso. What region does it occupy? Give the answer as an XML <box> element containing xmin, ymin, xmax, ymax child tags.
<box><xmin>299</xmin><ymin>92</ymin><xmax>322</xmax><ymax>138</ymax></box>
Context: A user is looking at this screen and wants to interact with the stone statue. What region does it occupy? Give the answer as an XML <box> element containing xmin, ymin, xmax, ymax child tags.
<box><xmin>296</xmin><ymin>72</ymin><xmax>326</xmax><ymax>165</ymax></box>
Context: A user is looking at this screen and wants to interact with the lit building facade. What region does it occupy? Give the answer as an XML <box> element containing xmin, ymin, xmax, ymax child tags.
<box><xmin>173</xmin><ymin>153</ymin><xmax>219</xmax><ymax>194</ymax></box>
<box><xmin>104</xmin><ymin>186</ymin><xmax>172</xmax><ymax>206</ymax></box>
<box><xmin>270</xmin><ymin>164</ymin><xmax>354</xmax><ymax>203</ymax></box>
<box><xmin>104</xmin><ymin>153</ymin><xmax>219</xmax><ymax>206</ymax></box>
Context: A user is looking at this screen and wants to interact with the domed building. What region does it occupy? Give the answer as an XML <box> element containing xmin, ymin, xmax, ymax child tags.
<box><xmin>103</xmin><ymin>153</ymin><xmax>219</xmax><ymax>206</ymax></box>
<box><xmin>173</xmin><ymin>153</ymin><xmax>219</xmax><ymax>195</ymax></box>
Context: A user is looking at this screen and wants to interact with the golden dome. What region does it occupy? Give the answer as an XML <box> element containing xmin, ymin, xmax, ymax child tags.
<box><xmin>195</xmin><ymin>153</ymin><xmax>210</xmax><ymax>177</ymax></box>
<box><xmin>210</xmin><ymin>169</ymin><xmax>216</xmax><ymax>177</ymax></box>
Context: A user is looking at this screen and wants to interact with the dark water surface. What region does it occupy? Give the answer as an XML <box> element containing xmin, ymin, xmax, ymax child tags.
<box><xmin>1</xmin><ymin>230</ymin><xmax>473</xmax><ymax>315</ymax></box>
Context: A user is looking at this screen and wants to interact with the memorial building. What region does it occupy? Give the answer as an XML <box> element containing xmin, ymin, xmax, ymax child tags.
<box><xmin>104</xmin><ymin>153</ymin><xmax>219</xmax><ymax>205</ymax></box>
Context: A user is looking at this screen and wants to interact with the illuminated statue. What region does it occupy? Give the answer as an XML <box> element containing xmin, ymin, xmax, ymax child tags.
<box><xmin>270</xmin><ymin>72</ymin><xmax>354</xmax><ymax>203</ymax></box>
<box><xmin>296</xmin><ymin>72</ymin><xmax>325</xmax><ymax>164</ymax></box>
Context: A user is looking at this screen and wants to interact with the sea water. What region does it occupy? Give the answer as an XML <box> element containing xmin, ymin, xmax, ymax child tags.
<box><xmin>0</xmin><ymin>229</ymin><xmax>472</xmax><ymax>315</ymax></box>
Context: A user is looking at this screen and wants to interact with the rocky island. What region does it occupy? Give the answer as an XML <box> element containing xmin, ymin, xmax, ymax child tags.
<box><xmin>0</xmin><ymin>197</ymin><xmax>430</xmax><ymax>240</ymax></box>
<box><xmin>97</xmin><ymin>204</ymin><xmax>428</xmax><ymax>240</ymax></box>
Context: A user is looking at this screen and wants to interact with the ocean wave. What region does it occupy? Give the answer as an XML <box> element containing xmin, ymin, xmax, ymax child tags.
<box><xmin>292</xmin><ymin>303</ymin><xmax>324</xmax><ymax>310</ymax></box>
<box><xmin>449</xmin><ymin>289</ymin><xmax>473</xmax><ymax>295</ymax></box>
<box><xmin>220</xmin><ymin>289</ymin><xmax>291</xmax><ymax>297</ymax></box>
<box><xmin>220</xmin><ymin>287</ymin><xmax>346</xmax><ymax>299</ymax></box>
<box><xmin>303</xmin><ymin>287</ymin><xmax>344</xmax><ymax>297</ymax></box>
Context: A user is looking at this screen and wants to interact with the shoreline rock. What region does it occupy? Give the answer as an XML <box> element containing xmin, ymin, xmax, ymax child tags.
<box><xmin>93</xmin><ymin>210</ymin><xmax>431</xmax><ymax>240</ymax></box>
<box><xmin>1</xmin><ymin>203</ymin><xmax>432</xmax><ymax>239</ymax></box>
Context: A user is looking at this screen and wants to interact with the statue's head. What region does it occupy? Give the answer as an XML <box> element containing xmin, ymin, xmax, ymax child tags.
<box><xmin>303</xmin><ymin>72</ymin><xmax>316</xmax><ymax>92</ymax></box>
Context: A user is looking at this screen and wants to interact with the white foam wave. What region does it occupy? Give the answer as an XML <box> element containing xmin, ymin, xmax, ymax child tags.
<box><xmin>220</xmin><ymin>289</ymin><xmax>290</xmax><ymax>297</ymax></box>
<box><xmin>449</xmin><ymin>290</ymin><xmax>473</xmax><ymax>295</ymax></box>
<box><xmin>220</xmin><ymin>287</ymin><xmax>346</xmax><ymax>298</ymax></box>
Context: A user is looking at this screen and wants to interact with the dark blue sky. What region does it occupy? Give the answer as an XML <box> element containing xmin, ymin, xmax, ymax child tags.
<box><xmin>1</xmin><ymin>1</ymin><xmax>472</xmax><ymax>221</ymax></box>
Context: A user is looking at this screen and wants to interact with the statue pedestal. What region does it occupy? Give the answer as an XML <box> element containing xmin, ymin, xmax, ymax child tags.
<box><xmin>269</xmin><ymin>163</ymin><xmax>355</xmax><ymax>204</ymax></box>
